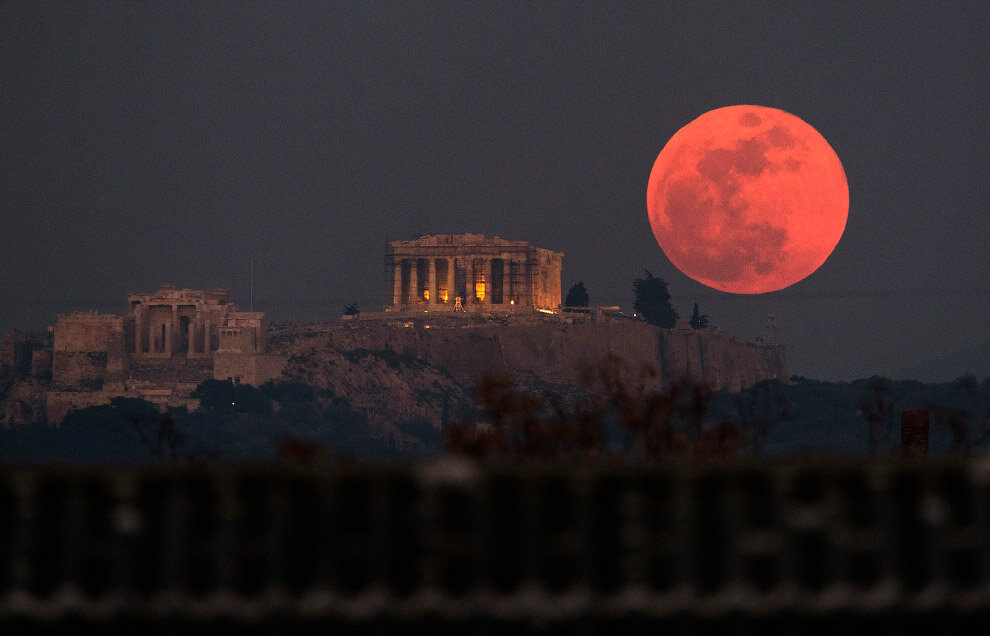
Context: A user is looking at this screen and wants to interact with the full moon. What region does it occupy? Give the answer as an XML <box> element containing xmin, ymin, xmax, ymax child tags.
<box><xmin>647</xmin><ymin>105</ymin><xmax>848</xmax><ymax>294</ymax></box>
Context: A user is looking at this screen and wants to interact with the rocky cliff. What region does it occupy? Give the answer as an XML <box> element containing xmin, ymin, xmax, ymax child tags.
<box><xmin>2</xmin><ymin>314</ymin><xmax>786</xmax><ymax>433</ymax></box>
<box><xmin>271</xmin><ymin>314</ymin><xmax>787</xmax><ymax>433</ymax></box>
<box><xmin>658</xmin><ymin>323</ymin><xmax>787</xmax><ymax>392</ymax></box>
<box><xmin>280</xmin><ymin>345</ymin><xmax>474</xmax><ymax>439</ymax></box>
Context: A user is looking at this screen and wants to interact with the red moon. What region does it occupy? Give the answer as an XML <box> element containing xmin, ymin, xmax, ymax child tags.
<box><xmin>647</xmin><ymin>105</ymin><xmax>848</xmax><ymax>294</ymax></box>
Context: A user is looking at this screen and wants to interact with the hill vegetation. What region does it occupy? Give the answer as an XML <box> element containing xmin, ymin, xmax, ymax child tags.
<box><xmin>2</xmin><ymin>372</ymin><xmax>987</xmax><ymax>465</ymax></box>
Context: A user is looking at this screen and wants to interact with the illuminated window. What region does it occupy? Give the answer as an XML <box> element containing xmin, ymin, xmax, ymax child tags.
<box><xmin>423</xmin><ymin>289</ymin><xmax>430</xmax><ymax>300</ymax></box>
<box><xmin>475</xmin><ymin>281</ymin><xmax>486</xmax><ymax>301</ymax></box>
<box><xmin>440</xmin><ymin>288</ymin><xmax>448</xmax><ymax>302</ymax></box>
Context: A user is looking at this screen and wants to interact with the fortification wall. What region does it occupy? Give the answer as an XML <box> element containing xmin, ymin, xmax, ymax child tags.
<box><xmin>213</xmin><ymin>353</ymin><xmax>288</xmax><ymax>387</ymax></box>
<box><xmin>292</xmin><ymin>318</ymin><xmax>785</xmax><ymax>393</ymax></box>
<box><xmin>53</xmin><ymin>313</ymin><xmax>121</xmax><ymax>352</ymax></box>
<box><xmin>532</xmin><ymin>251</ymin><xmax>564</xmax><ymax>311</ymax></box>
<box><xmin>46</xmin><ymin>389</ymin><xmax>201</xmax><ymax>424</ymax></box>
<box><xmin>30</xmin><ymin>350</ymin><xmax>52</xmax><ymax>377</ymax></box>
<box><xmin>1</xmin><ymin>329</ymin><xmax>32</xmax><ymax>375</ymax></box>
<box><xmin>658</xmin><ymin>324</ymin><xmax>788</xmax><ymax>393</ymax></box>
<box><xmin>51</xmin><ymin>313</ymin><xmax>128</xmax><ymax>390</ymax></box>
<box><xmin>52</xmin><ymin>352</ymin><xmax>108</xmax><ymax>391</ymax></box>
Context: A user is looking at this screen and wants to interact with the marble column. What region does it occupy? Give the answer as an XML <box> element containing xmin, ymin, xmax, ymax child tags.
<box><xmin>427</xmin><ymin>258</ymin><xmax>436</xmax><ymax>304</ymax></box>
<box><xmin>447</xmin><ymin>257</ymin><xmax>455</xmax><ymax>305</ymax></box>
<box><xmin>192</xmin><ymin>317</ymin><xmax>202</xmax><ymax>355</ymax></box>
<box><xmin>393</xmin><ymin>260</ymin><xmax>402</xmax><ymax>306</ymax></box>
<box><xmin>469</xmin><ymin>257</ymin><xmax>478</xmax><ymax>305</ymax></box>
<box><xmin>506</xmin><ymin>259</ymin><xmax>516</xmax><ymax>306</ymax></box>
<box><xmin>485</xmin><ymin>259</ymin><xmax>493</xmax><ymax>304</ymax></box>
<box><xmin>134</xmin><ymin>305</ymin><xmax>143</xmax><ymax>354</ymax></box>
<box><xmin>524</xmin><ymin>257</ymin><xmax>533</xmax><ymax>308</ymax></box>
<box><xmin>167</xmin><ymin>305</ymin><xmax>177</xmax><ymax>357</ymax></box>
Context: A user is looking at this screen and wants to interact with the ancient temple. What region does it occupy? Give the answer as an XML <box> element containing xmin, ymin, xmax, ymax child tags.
<box><xmin>44</xmin><ymin>285</ymin><xmax>286</xmax><ymax>421</ymax></box>
<box><xmin>388</xmin><ymin>234</ymin><xmax>563</xmax><ymax>312</ymax></box>
<box><xmin>126</xmin><ymin>286</ymin><xmax>265</xmax><ymax>358</ymax></box>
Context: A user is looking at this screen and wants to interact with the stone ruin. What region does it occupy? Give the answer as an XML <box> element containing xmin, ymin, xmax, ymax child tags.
<box><xmin>2</xmin><ymin>234</ymin><xmax>788</xmax><ymax>426</ymax></box>
<box><xmin>388</xmin><ymin>234</ymin><xmax>563</xmax><ymax>313</ymax></box>
<box><xmin>41</xmin><ymin>285</ymin><xmax>287</xmax><ymax>422</ymax></box>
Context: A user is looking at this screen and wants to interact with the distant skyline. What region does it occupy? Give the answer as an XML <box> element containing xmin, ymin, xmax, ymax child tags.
<box><xmin>1</xmin><ymin>2</ymin><xmax>987</xmax><ymax>382</ymax></box>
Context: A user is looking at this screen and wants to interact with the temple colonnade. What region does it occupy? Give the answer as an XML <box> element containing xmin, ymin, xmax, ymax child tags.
<box><xmin>388</xmin><ymin>234</ymin><xmax>563</xmax><ymax>312</ymax></box>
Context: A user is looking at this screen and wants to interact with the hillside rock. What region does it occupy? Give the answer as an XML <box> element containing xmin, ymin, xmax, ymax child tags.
<box><xmin>271</xmin><ymin>316</ymin><xmax>786</xmax><ymax>434</ymax></box>
<box><xmin>278</xmin><ymin>316</ymin><xmax>784</xmax><ymax>392</ymax></box>
<box><xmin>659</xmin><ymin>324</ymin><xmax>788</xmax><ymax>392</ymax></box>
<box><xmin>280</xmin><ymin>343</ymin><xmax>474</xmax><ymax>438</ymax></box>
<box><xmin>3</xmin><ymin>379</ymin><xmax>48</xmax><ymax>425</ymax></box>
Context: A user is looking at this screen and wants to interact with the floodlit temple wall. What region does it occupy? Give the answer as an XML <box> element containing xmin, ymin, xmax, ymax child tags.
<box><xmin>388</xmin><ymin>234</ymin><xmax>563</xmax><ymax>312</ymax></box>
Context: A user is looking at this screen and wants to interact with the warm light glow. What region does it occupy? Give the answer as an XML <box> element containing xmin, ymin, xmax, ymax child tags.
<box><xmin>510</xmin><ymin>299</ymin><xmax>515</xmax><ymax>305</ymax></box>
<box><xmin>423</xmin><ymin>289</ymin><xmax>430</xmax><ymax>300</ymax></box>
<box><xmin>475</xmin><ymin>282</ymin><xmax>486</xmax><ymax>301</ymax></box>
<box><xmin>440</xmin><ymin>289</ymin><xmax>448</xmax><ymax>302</ymax></box>
<box><xmin>647</xmin><ymin>105</ymin><xmax>848</xmax><ymax>294</ymax></box>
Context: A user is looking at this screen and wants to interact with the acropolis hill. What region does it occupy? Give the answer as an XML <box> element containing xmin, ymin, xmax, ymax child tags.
<box><xmin>1</xmin><ymin>233</ymin><xmax>786</xmax><ymax>428</ymax></box>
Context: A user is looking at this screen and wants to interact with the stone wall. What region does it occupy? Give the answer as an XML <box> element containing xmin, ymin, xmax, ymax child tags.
<box><xmin>285</xmin><ymin>316</ymin><xmax>786</xmax><ymax>394</ymax></box>
<box><xmin>51</xmin><ymin>312</ymin><xmax>127</xmax><ymax>390</ymax></box>
<box><xmin>30</xmin><ymin>350</ymin><xmax>52</xmax><ymax>377</ymax></box>
<box><xmin>53</xmin><ymin>312</ymin><xmax>121</xmax><ymax>352</ymax></box>
<box><xmin>658</xmin><ymin>324</ymin><xmax>788</xmax><ymax>393</ymax></box>
<box><xmin>531</xmin><ymin>250</ymin><xmax>563</xmax><ymax>311</ymax></box>
<box><xmin>213</xmin><ymin>353</ymin><xmax>288</xmax><ymax>387</ymax></box>
<box><xmin>52</xmin><ymin>352</ymin><xmax>109</xmax><ymax>391</ymax></box>
<box><xmin>46</xmin><ymin>388</ymin><xmax>201</xmax><ymax>424</ymax></box>
<box><xmin>1</xmin><ymin>329</ymin><xmax>32</xmax><ymax>375</ymax></box>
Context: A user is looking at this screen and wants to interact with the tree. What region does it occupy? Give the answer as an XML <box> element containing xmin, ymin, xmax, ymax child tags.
<box><xmin>858</xmin><ymin>375</ymin><xmax>894</xmax><ymax>456</ymax></box>
<box><xmin>564</xmin><ymin>282</ymin><xmax>589</xmax><ymax>307</ymax></box>
<box><xmin>633</xmin><ymin>271</ymin><xmax>678</xmax><ymax>328</ymax></box>
<box><xmin>689</xmin><ymin>303</ymin><xmax>710</xmax><ymax>329</ymax></box>
<box><xmin>60</xmin><ymin>397</ymin><xmax>215</xmax><ymax>464</ymax></box>
<box><xmin>343</xmin><ymin>302</ymin><xmax>359</xmax><ymax>316</ymax></box>
<box><xmin>192</xmin><ymin>378</ymin><xmax>273</xmax><ymax>415</ymax></box>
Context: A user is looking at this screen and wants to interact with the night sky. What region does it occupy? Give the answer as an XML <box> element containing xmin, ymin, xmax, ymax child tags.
<box><xmin>1</xmin><ymin>2</ymin><xmax>987</xmax><ymax>382</ymax></box>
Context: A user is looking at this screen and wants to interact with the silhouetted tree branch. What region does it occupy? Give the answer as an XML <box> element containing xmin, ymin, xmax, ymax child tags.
<box><xmin>445</xmin><ymin>357</ymin><xmax>739</xmax><ymax>464</ymax></box>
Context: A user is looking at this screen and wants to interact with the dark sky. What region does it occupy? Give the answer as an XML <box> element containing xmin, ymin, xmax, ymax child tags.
<box><xmin>1</xmin><ymin>2</ymin><xmax>987</xmax><ymax>382</ymax></box>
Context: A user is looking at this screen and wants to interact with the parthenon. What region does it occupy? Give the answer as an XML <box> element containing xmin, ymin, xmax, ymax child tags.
<box><xmin>388</xmin><ymin>234</ymin><xmax>563</xmax><ymax>312</ymax></box>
